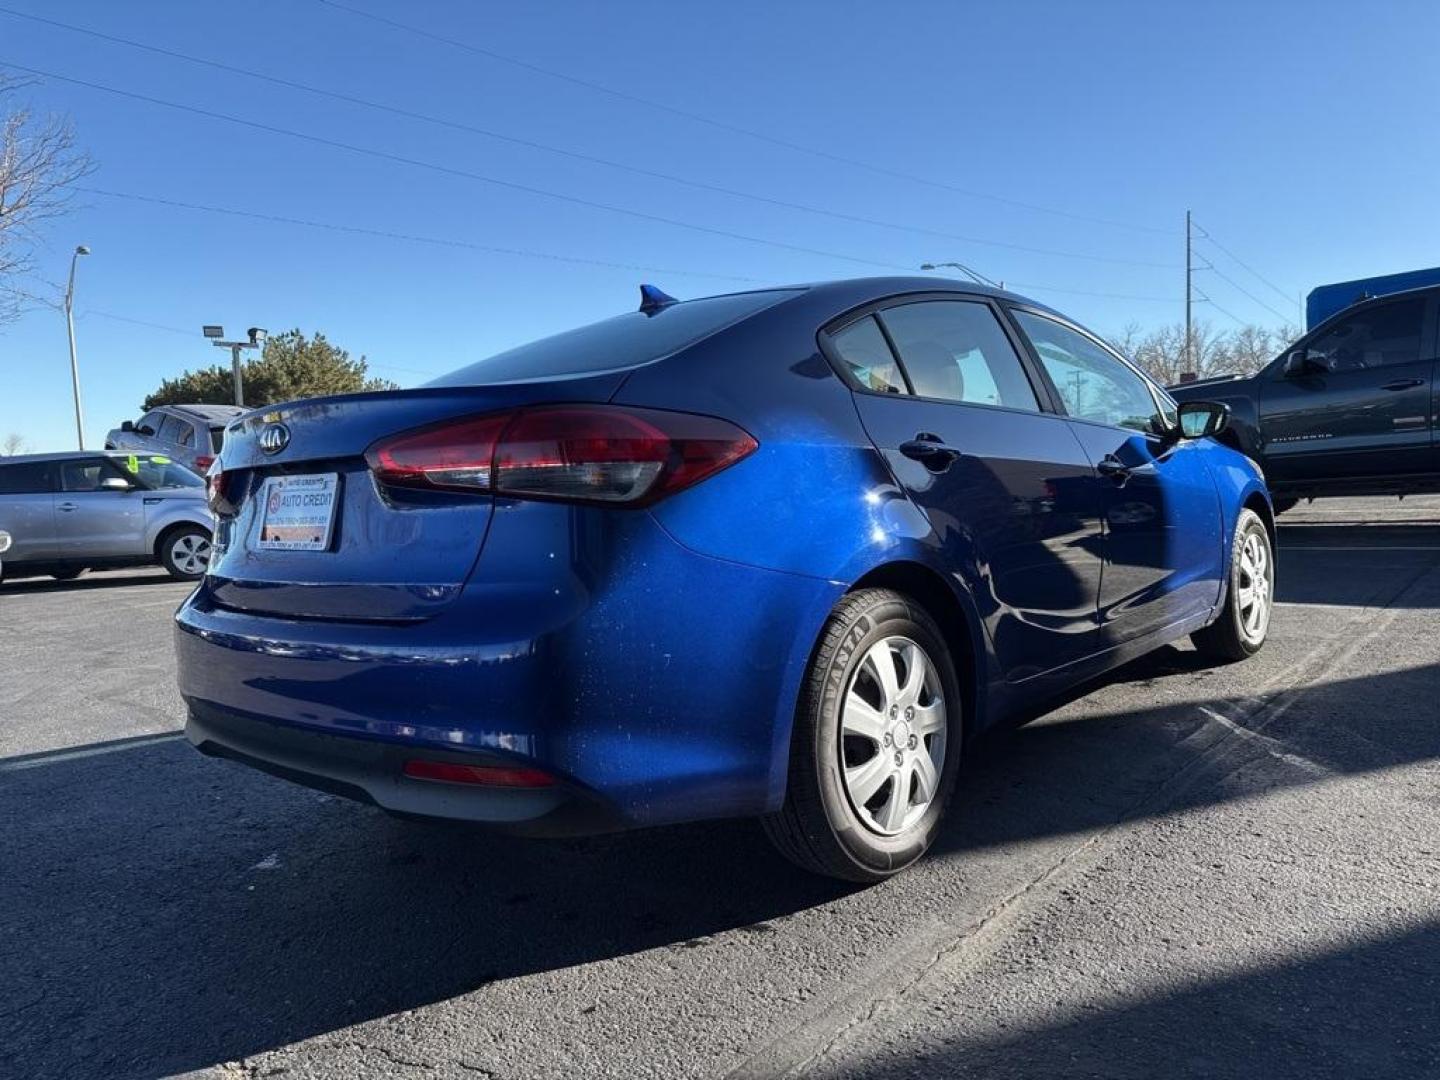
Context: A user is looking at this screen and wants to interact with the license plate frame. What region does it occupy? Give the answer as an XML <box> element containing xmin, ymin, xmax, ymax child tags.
<box><xmin>254</xmin><ymin>473</ymin><xmax>340</xmax><ymax>552</ymax></box>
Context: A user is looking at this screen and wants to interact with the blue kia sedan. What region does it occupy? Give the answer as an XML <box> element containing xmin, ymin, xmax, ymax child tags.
<box><xmin>177</xmin><ymin>277</ymin><xmax>1273</xmax><ymax>882</ymax></box>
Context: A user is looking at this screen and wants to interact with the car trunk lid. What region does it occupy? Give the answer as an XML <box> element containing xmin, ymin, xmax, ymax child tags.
<box><xmin>206</xmin><ymin>374</ymin><xmax>625</xmax><ymax>620</ymax></box>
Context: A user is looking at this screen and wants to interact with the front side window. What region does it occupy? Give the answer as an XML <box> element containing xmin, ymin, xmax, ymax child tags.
<box><xmin>0</xmin><ymin>462</ymin><xmax>53</xmax><ymax>494</ymax></box>
<box><xmin>139</xmin><ymin>411</ymin><xmax>165</xmax><ymax>435</ymax></box>
<box><xmin>60</xmin><ymin>458</ymin><xmax>128</xmax><ymax>492</ymax></box>
<box><xmin>1013</xmin><ymin>311</ymin><xmax>1164</xmax><ymax>434</ymax></box>
<box><xmin>879</xmin><ymin>301</ymin><xmax>1040</xmax><ymax>411</ymax></box>
<box><xmin>829</xmin><ymin>315</ymin><xmax>908</xmax><ymax>394</ymax></box>
<box><xmin>119</xmin><ymin>455</ymin><xmax>203</xmax><ymax>490</ymax></box>
<box><xmin>1300</xmin><ymin>299</ymin><xmax>1426</xmax><ymax>372</ymax></box>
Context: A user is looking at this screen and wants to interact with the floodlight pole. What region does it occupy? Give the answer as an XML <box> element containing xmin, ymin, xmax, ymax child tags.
<box><xmin>205</xmin><ymin>330</ymin><xmax>264</xmax><ymax>407</ymax></box>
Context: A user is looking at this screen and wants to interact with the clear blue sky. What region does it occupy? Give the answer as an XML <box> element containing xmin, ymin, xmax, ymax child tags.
<box><xmin>2</xmin><ymin>0</ymin><xmax>1437</xmax><ymax>451</ymax></box>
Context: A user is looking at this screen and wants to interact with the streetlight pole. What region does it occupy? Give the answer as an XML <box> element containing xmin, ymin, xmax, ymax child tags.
<box><xmin>919</xmin><ymin>261</ymin><xmax>1004</xmax><ymax>289</ymax></box>
<box><xmin>63</xmin><ymin>245</ymin><xmax>91</xmax><ymax>450</ymax></box>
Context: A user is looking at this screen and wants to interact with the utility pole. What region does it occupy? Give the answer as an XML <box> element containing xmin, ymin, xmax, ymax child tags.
<box><xmin>1184</xmin><ymin>210</ymin><xmax>1193</xmax><ymax>377</ymax></box>
<box><xmin>63</xmin><ymin>245</ymin><xmax>91</xmax><ymax>450</ymax></box>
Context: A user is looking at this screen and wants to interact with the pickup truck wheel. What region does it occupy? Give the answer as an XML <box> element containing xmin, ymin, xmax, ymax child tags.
<box><xmin>50</xmin><ymin>568</ymin><xmax>87</xmax><ymax>581</ymax></box>
<box><xmin>160</xmin><ymin>525</ymin><xmax>213</xmax><ymax>580</ymax></box>
<box><xmin>1192</xmin><ymin>509</ymin><xmax>1273</xmax><ymax>663</ymax></box>
<box><xmin>1271</xmin><ymin>497</ymin><xmax>1298</xmax><ymax>515</ymax></box>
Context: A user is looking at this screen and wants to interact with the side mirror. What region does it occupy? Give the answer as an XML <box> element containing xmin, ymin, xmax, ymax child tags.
<box><xmin>100</xmin><ymin>477</ymin><xmax>133</xmax><ymax>492</ymax></box>
<box><xmin>1176</xmin><ymin>400</ymin><xmax>1230</xmax><ymax>439</ymax></box>
<box><xmin>1282</xmin><ymin>349</ymin><xmax>1311</xmax><ymax>377</ymax></box>
<box><xmin>120</xmin><ymin>420</ymin><xmax>135</xmax><ymax>432</ymax></box>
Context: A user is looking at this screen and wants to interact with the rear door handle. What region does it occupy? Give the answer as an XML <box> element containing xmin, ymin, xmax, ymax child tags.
<box><xmin>1380</xmin><ymin>378</ymin><xmax>1424</xmax><ymax>391</ymax></box>
<box><xmin>899</xmin><ymin>434</ymin><xmax>962</xmax><ymax>468</ymax></box>
<box><xmin>57</xmin><ymin>502</ymin><xmax>78</xmax><ymax>512</ymax></box>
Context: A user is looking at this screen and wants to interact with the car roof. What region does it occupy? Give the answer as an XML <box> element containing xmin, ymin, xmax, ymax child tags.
<box><xmin>0</xmin><ymin>450</ymin><xmax>181</xmax><ymax>465</ymax></box>
<box><xmin>708</xmin><ymin>276</ymin><xmax>1069</xmax><ymax>324</ymax></box>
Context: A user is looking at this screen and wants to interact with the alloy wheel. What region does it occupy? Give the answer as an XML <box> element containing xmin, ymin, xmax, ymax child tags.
<box><xmin>171</xmin><ymin>533</ymin><xmax>212</xmax><ymax>576</ymax></box>
<box><xmin>839</xmin><ymin>635</ymin><xmax>947</xmax><ymax>836</ymax></box>
<box><xmin>1235</xmin><ymin>530</ymin><xmax>1271</xmax><ymax>643</ymax></box>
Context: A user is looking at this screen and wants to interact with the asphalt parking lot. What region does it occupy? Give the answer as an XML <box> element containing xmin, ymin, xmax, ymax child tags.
<box><xmin>3</xmin><ymin>496</ymin><xmax>1439</xmax><ymax>1080</ymax></box>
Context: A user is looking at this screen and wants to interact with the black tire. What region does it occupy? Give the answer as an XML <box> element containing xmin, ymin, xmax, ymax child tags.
<box><xmin>159</xmin><ymin>524</ymin><xmax>213</xmax><ymax>581</ymax></box>
<box><xmin>762</xmin><ymin>588</ymin><xmax>963</xmax><ymax>883</ymax></box>
<box><xmin>1271</xmin><ymin>497</ymin><xmax>1299</xmax><ymax>515</ymax></box>
<box><xmin>1192</xmin><ymin>508</ymin><xmax>1273</xmax><ymax>663</ymax></box>
<box><xmin>50</xmin><ymin>568</ymin><xmax>87</xmax><ymax>581</ymax></box>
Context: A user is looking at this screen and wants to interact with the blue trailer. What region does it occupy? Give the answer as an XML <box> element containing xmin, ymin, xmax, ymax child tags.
<box><xmin>1307</xmin><ymin>266</ymin><xmax>1440</xmax><ymax>329</ymax></box>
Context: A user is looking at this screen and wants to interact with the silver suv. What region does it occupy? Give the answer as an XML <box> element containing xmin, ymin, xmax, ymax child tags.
<box><xmin>0</xmin><ymin>452</ymin><xmax>214</xmax><ymax>583</ymax></box>
<box><xmin>106</xmin><ymin>404</ymin><xmax>247</xmax><ymax>475</ymax></box>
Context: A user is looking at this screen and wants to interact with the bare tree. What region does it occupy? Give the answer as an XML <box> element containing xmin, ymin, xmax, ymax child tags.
<box><xmin>0</xmin><ymin>75</ymin><xmax>93</xmax><ymax>322</ymax></box>
<box><xmin>1</xmin><ymin>432</ymin><xmax>27</xmax><ymax>456</ymax></box>
<box><xmin>1120</xmin><ymin>320</ymin><xmax>1301</xmax><ymax>386</ymax></box>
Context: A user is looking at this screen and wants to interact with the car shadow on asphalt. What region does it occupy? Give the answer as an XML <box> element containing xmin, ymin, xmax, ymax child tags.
<box><xmin>5</xmin><ymin>651</ymin><xmax>1439</xmax><ymax>1079</ymax></box>
<box><xmin>0</xmin><ymin>570</ymin><xmax>180</xmax><ymax>595</ymax></box>
<box><xmin>817</xmin><ymin>918</ymin><xmax>1440</xmax><ymax>1078</ymax></box>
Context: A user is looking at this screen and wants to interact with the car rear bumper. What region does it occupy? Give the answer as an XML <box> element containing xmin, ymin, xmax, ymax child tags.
<box><xmin>186</xmin><ymin>699</ymin><xmax>619</xmax><ymax>835</ymax></box>
<box><xmin>174</xmin><ymin>506</ymin><xmax>843</xmax><ymax>830</ymax></box>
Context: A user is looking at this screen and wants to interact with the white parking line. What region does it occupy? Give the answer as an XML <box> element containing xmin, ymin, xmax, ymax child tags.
<box><xmin>0</xmin><ymin>732</ymin><xmax>184</xmax><ymax>772</ymax></box>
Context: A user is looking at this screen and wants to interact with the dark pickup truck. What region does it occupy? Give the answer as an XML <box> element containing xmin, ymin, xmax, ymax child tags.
<box><xmin>1169</xmin><ymin>284</ymin><xmax>1439</xmax><ymax>511</ymax></box>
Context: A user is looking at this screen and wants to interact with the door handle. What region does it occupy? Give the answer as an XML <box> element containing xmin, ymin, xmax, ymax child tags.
<box><xmin>57</xmin><ymin>502</ymin><xmax>78</xmax><ymax>512</ymax></box>
<box><xmin>899</xmin><ymin>434</ymin><xmax>962</xmax><ymax>468</ymax></box>
<box><xmin>1380</xmin><ymin>378</ymin><xmax>1424</xmax><ymax>391</ymax></box>
<box><xmin>1096</xmin><ymin>456</ymin><xmax>1132</xmax><ymax>482</ymax></box>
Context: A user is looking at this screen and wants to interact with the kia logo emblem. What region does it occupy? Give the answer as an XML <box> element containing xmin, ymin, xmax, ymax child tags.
<box><xmin>259</xmin><ymin>423</ymin><xmax>290</xmax><ymax>454</ymax></box>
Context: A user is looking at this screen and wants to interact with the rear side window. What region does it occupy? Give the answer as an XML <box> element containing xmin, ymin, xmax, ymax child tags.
<box><xmin>0</xmin><ymin>462</ymin><xmax>53</xmax><ymax>494</ymax></box>
<box><xmin>209</xmin><ymin>427</ymin><xmax>226</xmax><ymax>452</ymax></box>
<box><xmin>829</xmin><ymin>316</ymin><xmax>907</xmax><ymax>394</ymax></box>
<box><xmin>1301</xmin><ymin>298</ymin><xmax>1426</xmax><ymax>372</ymax></box>
<box><xmin>430</xmin><ymin>289</ymin><xmax>800</xmax><ymax>386</ymax></box>
<box><xmin>879</xmin><ymin>301</ymin><xmax>1040</xmax><ymax>411</ymax></box>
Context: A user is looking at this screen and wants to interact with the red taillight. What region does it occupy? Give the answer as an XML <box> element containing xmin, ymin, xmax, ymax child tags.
<box><xmin>402</xmin><ymin>760</ymin><xmax>557</xmax><ymax>787</ymax></box>
<box><xmin>366</xmin><ymin>405</ymin><xmax>757</xmax><ymax>507</ymax></box>
<box><xmin>205</xmin><ymin>460</ymin><xmax>233</xmax><ymax>516</ymax></box>
<box><xmin>194</xmin><ymin>454</ymin><xmax>215</xmax><ymax>473</ymax></box>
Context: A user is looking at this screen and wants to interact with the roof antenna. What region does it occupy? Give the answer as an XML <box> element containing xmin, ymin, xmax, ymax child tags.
<box><xmin>639</xmin><ymin>284</ymin><xmax>678</xmax><ymax>315</ymax></box>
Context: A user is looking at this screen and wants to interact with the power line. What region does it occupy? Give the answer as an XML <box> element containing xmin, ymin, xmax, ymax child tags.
<box><xmin>14</xmin><ymin>62</ymin><xmax>1187</xmax><ymax>307</ymax></box>
<box><xmin>1191</xmin><ymin>221</ymin><xmax>1295</xmax><ymax>306</ymax></box>
<box><xmin>77</xmin><ymin>184</ymin><xmax>1180</xmax><ymax>304</ymax></box>
<box><xmin>313</xmin><ymin>0</ymin><xmax>1174</xmax><ymax>237</ymax></box>
<box><xmin>0</xmin><ymin>7</ymin><xmax>1176</xmax><ymax>270</ymax></box>
<box><xmin>1192</xmin><ymin>287</ymin><xmax>1245</xmax><ymax>328</ymax></box>
<box><xmin>1196</xmin><ymin>258</ymin><xmax>1295</xmax><ymax>325</ymax></box>
<box><xmin>3</xmin><ymin>61</ymin><xmax>924</xmax><ymax>274</ymax></box>
<box><xmin>70</xmin><ymin>186</ymin><xmax>757</xmax><ymax>282</ymax></box>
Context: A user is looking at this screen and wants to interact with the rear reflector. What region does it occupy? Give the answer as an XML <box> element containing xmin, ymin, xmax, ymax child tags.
<box><xmin>402</xmin><ymin>759</ymin><xmax>557</xmax><ymax>788</ymax></box>
<box><xmin>366</xmin><ymin>404</ymin><xmax>756</xmax><ymax>507</ymax></box>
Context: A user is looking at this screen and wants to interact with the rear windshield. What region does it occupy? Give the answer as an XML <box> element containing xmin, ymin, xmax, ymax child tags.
<box><xmin>429</xmin><ymin>289</ymin><xmax>799</xmax><ymax>386</ymax></box>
